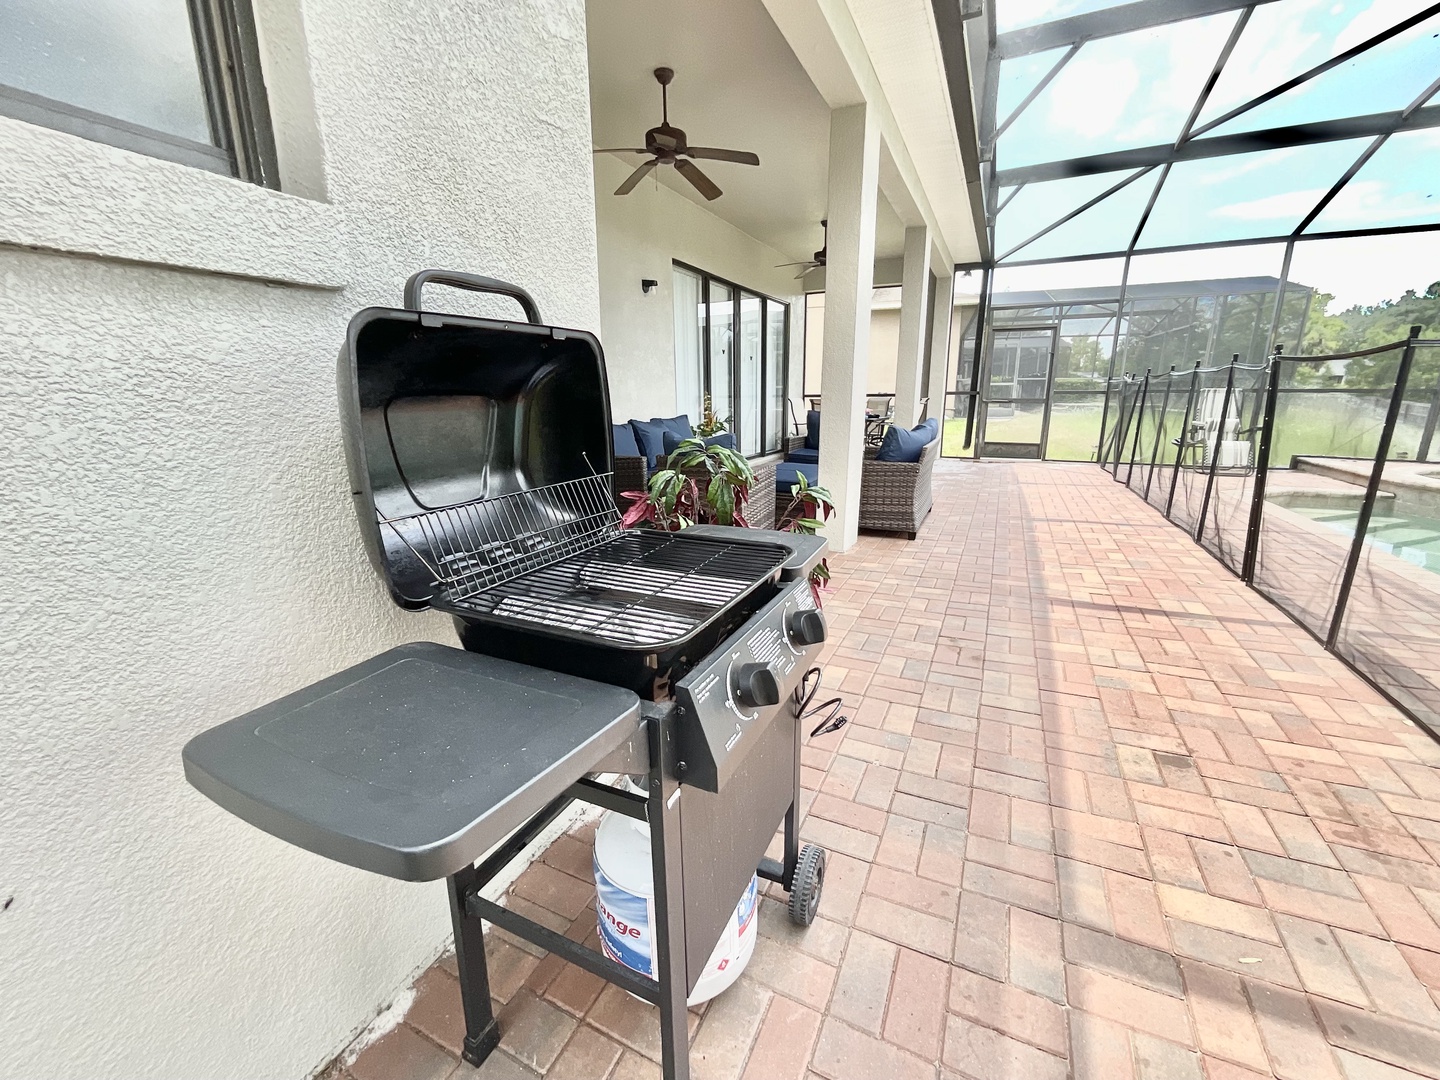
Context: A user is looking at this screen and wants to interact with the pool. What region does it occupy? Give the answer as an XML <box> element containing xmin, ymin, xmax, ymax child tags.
<box><xmin>1283</xmin><ymin>503</ymin><xmax>1440</xmax><ymax>574</ymax></box>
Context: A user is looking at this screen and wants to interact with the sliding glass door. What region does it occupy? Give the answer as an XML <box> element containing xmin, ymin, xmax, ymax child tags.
<box><xmin>673</xmin><ymin>263</ymin><xmax>788</xmax><ymax>457</ymax></box>
<box><xmin>765</xmin><ymin>302</ymin><xmax>787</xmax><ymax>453</ymax></box>
<box><xmin>739</xmin><ymin>292</ymin><xmax>763</xmax><ymax>456</ymax></box>
<box><xmin>707</xmin><ymin>280</ymin><xmax>735</xmax><ymax>431</ymax></box>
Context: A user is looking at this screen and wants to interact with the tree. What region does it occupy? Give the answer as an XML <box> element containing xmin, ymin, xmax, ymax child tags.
<box><xmin>1296</xmin><ymin>282</ymin><xmax>1440</xmax><ymax>398</ymax></box>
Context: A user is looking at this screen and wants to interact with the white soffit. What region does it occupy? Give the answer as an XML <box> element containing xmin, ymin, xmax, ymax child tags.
<box><xmin>586</xmin><ymin>0</ymin><xmax>908</xmax><ymax>262</ymax></box>
<box><xmin>844</xmin><ymin>0</ymin><xmax>979</xmax><ymax>263</ymax></box>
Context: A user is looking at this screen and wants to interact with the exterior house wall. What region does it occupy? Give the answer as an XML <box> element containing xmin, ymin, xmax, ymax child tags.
<box><xmin>801</xmin><ymin>294</ymin><xmax>904</xmax><ymax>397</ymax></box>
<box><xmin>594</xmin><ymin>153</ymin><xmax>805</xmax><ymax>430</ymax></box>
<box><xmin>0</xmin><ymin>2</ymin><xmax>600</xmax><ymax>1078</ymax></box>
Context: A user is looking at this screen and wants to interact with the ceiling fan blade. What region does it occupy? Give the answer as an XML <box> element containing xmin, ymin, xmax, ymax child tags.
<box><xmin>675</xmin><ymin>159</ymin><xmax>722</xmax><ymax>201</ymax></box>
<box><xmin>687</xmin><ymin>147</ymin><xmax>760</xmax><ymax>166</ymax></box>
<box><xmin>614</xmin><ymin>158</ymin><xmax>658</xmax><ymax>195</ymax></box>
<box><xmin>795</xmin><ymin>266</ymin><xmax>816</xmax><ymax>280</ymax></box>
<box><xmin>774</xmin><ymin>260</ymin><xmax>815</xmax><ymax>268</ymax></box>
<box><xmin>593</xmin><ymin>147</ymin><xmax>650</xmax><ymax>154</ymax></box>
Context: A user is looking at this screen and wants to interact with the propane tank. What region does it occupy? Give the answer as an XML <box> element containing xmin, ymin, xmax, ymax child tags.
<box><xmin>593</xmin><ymin>804</ymin><xmax>757</xmax><ymax>1005</ymax></box>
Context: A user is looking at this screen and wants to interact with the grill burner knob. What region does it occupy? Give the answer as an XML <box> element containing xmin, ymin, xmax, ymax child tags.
<box><xmin>787</xmin><ymin>609</ymin><xmax>827</xmax><ymax>646</ymax></box>
<box><xmin>733</xmin><ymin>663</ymin><xmax>781</xmax><ymax>708</ymax></box>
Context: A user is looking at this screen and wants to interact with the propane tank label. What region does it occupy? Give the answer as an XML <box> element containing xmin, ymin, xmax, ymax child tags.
<box><xmin>594</xmin><ymin>853</ymin><xmax>655</xmax><ymax>978</ymax></box>
<box><xmin>736</xmin><ymin>874</ymin><xmax>758</xmax><ymax>936</ymax></box>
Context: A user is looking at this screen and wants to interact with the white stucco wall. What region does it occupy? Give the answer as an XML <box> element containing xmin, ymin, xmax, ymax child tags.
<box><xmin>0</xmin><ymin>2</ymin><xmax>599</xmax><ymax>1078</ymax></box>
<box><xmin>593</xmin><ymin>153</ymin><xmax>806</xmax><ymax>428</ymax></box>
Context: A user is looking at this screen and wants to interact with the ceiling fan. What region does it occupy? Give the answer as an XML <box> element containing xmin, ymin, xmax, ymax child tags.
<box><xmin>594</xmin><ymin>67</ymin><xmax>759</xmax><ymax>201</ymax></box>
<box><xmin>776</xmin><ymin>220</ymin><xmax>827</xmax><ymax>279</ymax></box>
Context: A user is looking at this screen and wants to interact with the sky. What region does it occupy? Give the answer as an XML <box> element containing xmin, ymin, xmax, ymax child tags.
<box><xmin>992</xmin><ymin>0</ymin><xmax>1440</xmax><ymax>311</ymax></box>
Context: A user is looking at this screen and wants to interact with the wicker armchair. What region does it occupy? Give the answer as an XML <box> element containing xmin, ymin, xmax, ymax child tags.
<box><xmin>858</xmin><ymin>438</ymin><xmax>939</xmax><ymax>539</ymax></box>
<box><xmin>611</xmin><ymin>455</ymin><xmax>649</xmax><ymax>511</ymax></box>
<box><xmin>611</xmin><ymin>453</ymin><xmax>778</xmax><ymax>529</ymax></box>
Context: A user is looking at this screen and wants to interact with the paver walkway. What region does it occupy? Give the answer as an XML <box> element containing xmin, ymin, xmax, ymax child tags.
<box><xmin>333</xmin><ymin>461</ymin><xmax>1440</xmax><ymax>1080</ymax></box>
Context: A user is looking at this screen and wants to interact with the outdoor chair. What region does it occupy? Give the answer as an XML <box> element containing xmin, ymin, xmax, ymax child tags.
<box><xmin>859</xmin><ymin>433</ymin><xmax>939</xmax><ymax>540</ymax></box>
<box><xmin>1179</xmin><ymin>388</ymin><xmax>1254</xmax><ymax>473</ymax></box>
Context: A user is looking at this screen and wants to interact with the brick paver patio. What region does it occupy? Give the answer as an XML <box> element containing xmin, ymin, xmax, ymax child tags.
<box><xmin>332</xmin><ymin>460</ymin><xmax>1440</xmax><ymax>1080</ymax></box>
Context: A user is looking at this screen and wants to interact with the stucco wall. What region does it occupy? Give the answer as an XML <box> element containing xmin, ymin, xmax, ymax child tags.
<box><xmin>801</xmin><ymin>292</ymin><xmax>902</xmax><ymax>397</ymax></box>
<box><xmin>594</xmin><ymin>153</ymin><xmax>805</xmax><ymax>427</ymax></box>
<box><xmin>0</xmin><ymin>2</ymin><xmax>599</xmax><ymax>1078</ymax></box>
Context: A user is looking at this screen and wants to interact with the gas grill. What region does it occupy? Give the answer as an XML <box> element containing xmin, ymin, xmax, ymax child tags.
<box><xmin>182</xmin><ymin>271</ymin><xmax>840</xmax><ymax>1080</ymax></box>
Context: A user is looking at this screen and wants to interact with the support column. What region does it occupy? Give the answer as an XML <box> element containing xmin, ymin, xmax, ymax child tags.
<box><xmin>818</xmin><ymin>104</ymin><xmax>881</xmax><ymax>552</ymax></box>
<box><xmin>926</xmin><ymin>270</ymin><xmax>955</xmax><ymax>426</ymax></box>
<box><xmin>893</xmin><ymin>226</ymin><xmax>931</xmax><ymax>429</ymax></box>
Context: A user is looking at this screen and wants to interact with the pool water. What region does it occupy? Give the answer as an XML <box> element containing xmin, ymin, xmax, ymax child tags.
<box><xmin>1286</xmin><ymin>504</ymin><xmax>1440</xmax><ymax>574</ymax></box>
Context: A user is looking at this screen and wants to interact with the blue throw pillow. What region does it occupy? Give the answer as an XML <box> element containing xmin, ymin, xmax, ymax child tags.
<box><xmin>661</xmin><ymin>430</ymin><xmax>736</xmax><ymax>456</ymax></box>
<box><xmin>650</xmin><ymin>414</ymin><xmax>693</xmax><ymax>443</ymax></box>
<box><xmin>786</xmin><ymin>447</ymin><xmax>819</xmax><ymax>465</ymax></box>
<box><xmin>876</xmin><ymin>422</ymin><xmax>929</xmax><ymax>463</ymax></box>
<box><xmin>920</xmin><ymin>417</ymin><xmax>940</xmax><ymax>443</ymax></box>
<box><xmin>612</xmin><ymin>422</ymin><xmax>641</xmax><ymax>459</ymax></box>
<box><xmin>805</xmin><ymin>410</ymin><xmax>821</xmax><ymax>450</ymax></box>
<box><xmin>629</xmin><ymin>418</ymin><xmax>669</xmax><ymax>469</ymax></box>
<box><xmin>775</xmin><ymin>462</ymin><xmax>819</xmax><ymax>492</ymax></box>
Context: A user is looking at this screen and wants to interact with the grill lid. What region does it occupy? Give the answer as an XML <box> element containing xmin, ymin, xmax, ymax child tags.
<box><xmin>339</xmin><ymin>270</ymin><xmax>615</xmax><ymax>609</ymax></box>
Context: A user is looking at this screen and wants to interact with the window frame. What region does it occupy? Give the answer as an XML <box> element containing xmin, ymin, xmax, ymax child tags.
<box><xmin>0</xmin><ymin>0</ymin><xmax>280</xmax><ymax>187</ymax></box>
<box><xmin>673</xmin><ymin>259</ymin><xmax>790</xmax><ymax>458</ymax></box>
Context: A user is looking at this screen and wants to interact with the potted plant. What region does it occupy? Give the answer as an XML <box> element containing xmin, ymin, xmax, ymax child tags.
<box><xmin>775</xmin><ymin>471</ymin><xmax>836</xmax><ymax>605</ymax></box>
<box><xmin>622</xmin><ymin>439</ymin><xmax>837</xmax><ymax>607</ymax></box>
<box><xmin>620</xmin><ymin>437</ymin><xmax>756</xmax><ymax>529</ymax></box>
<box><xmin>694</xmin><ymin>393</ymin><xmax>730</xmax><ymax>438</ymax></box>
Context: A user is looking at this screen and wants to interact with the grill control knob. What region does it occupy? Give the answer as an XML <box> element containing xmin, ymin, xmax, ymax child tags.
<box><xmin>787</xmin><ymin>609</ymin><xmax>827</xmax><ymax>646</ymax></box>
<box><xmin>733</xmin><ymin>663</ymin><xmax>781</xmax><ymax>709</ymax></box>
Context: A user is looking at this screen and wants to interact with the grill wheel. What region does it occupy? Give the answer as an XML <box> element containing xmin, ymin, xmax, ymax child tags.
<box><xmin>788</xmin><ymin>844</ymin><xmax>826</xmax><ymax>926</ymax></box>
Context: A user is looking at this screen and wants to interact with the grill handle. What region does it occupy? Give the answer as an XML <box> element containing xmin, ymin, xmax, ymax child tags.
<box><xmin>403</xmin><ymin>269</ymin><xmax>543</xmax><ymax>325</ymax></box>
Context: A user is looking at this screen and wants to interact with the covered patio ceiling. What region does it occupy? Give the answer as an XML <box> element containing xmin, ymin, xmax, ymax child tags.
<box><xmin>586</xmin><ymin>0</ymin><xmax>982</xmax><ymax>267</ymax></box>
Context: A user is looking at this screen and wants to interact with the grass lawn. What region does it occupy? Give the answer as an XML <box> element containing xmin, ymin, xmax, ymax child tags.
<box><xmin>942</xmin><ymin>404</ymin><xmax>1105</xmax><ymax>461</ymax></box>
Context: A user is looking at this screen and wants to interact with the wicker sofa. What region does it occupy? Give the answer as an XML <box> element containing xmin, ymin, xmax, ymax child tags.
<box><xmin>781</xmin><ymin>434</ymin><xmax>938</xmax><ymax>539</ymax></box>
<box><xmin>859</xmin><ymin>437</ymin><xmax>939</xmax><ymax>539</ymax></box>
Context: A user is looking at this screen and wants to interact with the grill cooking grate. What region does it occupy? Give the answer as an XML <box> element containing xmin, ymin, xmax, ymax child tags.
<box><xmin>378</xmin><ymin>473</ymin><xmax>622</xmax><ymax>599</ymax></box>
<box><xmin>438</xmin><ymin>530</ymin><xmax>788</xmax><ymax>649</ymax></box>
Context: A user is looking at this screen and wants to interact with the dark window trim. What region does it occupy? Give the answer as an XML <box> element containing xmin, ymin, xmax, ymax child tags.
<box><xmin>0</xmin><ymin>0</ymin><xmax>279</xmax><ymax>187</ymax></box>
<box><xmin>673</xmin><ymin>260</ymin><xmax>790</xmax><ymax>458</ymax></box>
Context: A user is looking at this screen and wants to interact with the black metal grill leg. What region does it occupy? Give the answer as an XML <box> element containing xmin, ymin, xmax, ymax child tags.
<box><xmin>648</xmin><ymin>714</ymin><xmax>692</xmax><ymax>1080</ymax></box>
<box><xmin>447</xmin><ymin>865</ymin><xmax>501</xmax><ymax>1066</ymax></box>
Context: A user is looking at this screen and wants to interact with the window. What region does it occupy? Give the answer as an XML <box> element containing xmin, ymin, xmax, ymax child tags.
<box><xmin>0</xmin><ymin>0</ymin><xmax>279</xmax><ymax>185</ymax></box>
<box><xmin>672</xmin><ymin>263</ymin><xmax>788</xmax><ymax>456</ymax></box>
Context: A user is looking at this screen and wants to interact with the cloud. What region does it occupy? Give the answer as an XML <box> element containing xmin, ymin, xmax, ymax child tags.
<box><xmin>1046</xmin><ymin>55</ymin><xmax>1140</xmax><ymax>138</ymax></box>
<box><xmin>1212</xmin><ymin>189</ymin><xmax>1330</xmax><ymax>220</ymax></box>
<box><xmin>1333</xmin><ymin>0</ymin><xmax>1431</xmax><ymax>53</ymax></box>
<box><xmin>1200</xmin><ymin>0</ymin><xmax>1330</xmax><ymax>117</ymax></box>
<box><xmin>1192</xmin><ymin>146</ymin><xmax>1305</xmax><ymax>186</ymax></box>
<box><xmin>997</xmin><ymin>0</ymin><xmax>1082</xmax><ymax>33</ymax></box>
<box><xmin>1320</xmin><ymin>179</ymin><xmax>1438</xmax><ymax>225</ymax></box>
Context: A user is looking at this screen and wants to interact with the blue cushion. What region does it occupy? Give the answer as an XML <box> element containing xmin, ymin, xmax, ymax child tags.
<box><xmin>786</xmin><ymin>447</ymin><xmax>819</xmax><ymax>465</ymax></box>
<box><xmin>662</xmin><ymin>430</ymin><xmax>736</xmax><ymax>456</ymax></box>
<box><xmin>775</xmin><ymin>462</ymin><xmax>819</xmax><ymax>492</ymax></box>
<box><xmin>875</xmin><ymin>421</ymin><xmax>934</xmax><ymax>463</ymax></box>
<box><xmin>612</xmin><ymin>422</ymin><xmax>641</xmax><ymax>459</ymax></box>
<box><xmin>650</xmin><ymin>414</ymin><xmax>693</xmax><ymax>442</ymax></box>
<box><xmin>629</xmin><ymin>419</ymin><xmax>669</xmax><ymax>469</ymax></box>
<box><xmin>805</xmin><ymin>410</ymin><xmax>821</xmax><ymax>450</ymax></box>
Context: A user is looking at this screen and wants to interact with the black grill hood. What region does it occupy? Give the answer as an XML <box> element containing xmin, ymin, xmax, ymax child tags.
<box><xmin>338</xmin><ymin>271</ymin><xmax>613</xmax><ymax>609</ymax></box>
